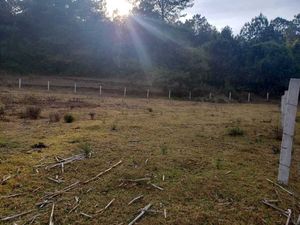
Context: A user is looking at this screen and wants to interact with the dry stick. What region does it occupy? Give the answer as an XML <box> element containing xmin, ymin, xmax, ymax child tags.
<box><xmin>128</xmin><ymin>195</ymin><xmax>144</xmax><ymax>205</ymax></box>
<box><xmin>96</xmin><ymin>198</ymin><xmax>115</xmax><ymax>214</ymax></box>
<box><xmin>80</xmin><ymin>212</ymin><xmax>93</xmax><ymax>218</ymax></box>
<box><xmin>0</xmin><ymin>193</ymin><xmax>23</xmax><ymax>199</ymax></box>
<box><xmin>0</xmin><ymin>210</ymin><xmax>34</xmax><ymax>222</ymax></box>
<box><xmin>164</xmin><ymin>209</ymin><xmax>167</xmax><ymax>219</ymax></box>
<box><xmin>266</xmin><ymin>179</ymin><xmax>294</xmax><ymax>196</ymax></box>
<box><xmin>83</xmin><ymin>160</ymin><xmax>122</xmax><ymax>184</ymax></box>
<box><xmin>124</xmin><ymin>178</ymin><xmax>150</xmax><ymax>183</ymax></box>
<box><xmin>128</xmin><ymin>204</ymin><xmax>152</xmax><ymax>225</ymax></box>
<box><xmin>285</xmin><ymin>209</ymin><xmax>292</xmax><ymax>225</ymax></box>
<box><xmin>296</xmin><ymin>215</ymin><xmax>300</xmax><ymax>225</ymax></box>
<box><xmin>69</xmin><ymin>204</ymin><xmax>80</xmax><ymax>214</ymax></box>
<box><xmin>46</xmin><ymin>154</ymin><xmax>85</xmax><ymax>170</ymax></box>
<box><xmin>150</xmin><ymin>183</ymin><xmax>164</xmax><ymax>191</ymax></box>
<box><xmin>47</xmin><ymin>177</ymin><xmax>64</xmax><ymax>184</ymax></box>
<box><xmin>23</xmin><ymin>214</ymin><xmax>40</xmax><ymax>225</ymax></box>
<box><xmin>49</xmin><ymin>203</ymin><xmax>55</xmax><ymax>225</ymax></box>
<box><xmin>1</xmin><ymin>175</ymin><xmax>12</xmax><ymax>184</ymax></box>
<box><xmin>262</xmin><ymin>200</ymin><xmax>287</xmax><ymax>215</ymax></box>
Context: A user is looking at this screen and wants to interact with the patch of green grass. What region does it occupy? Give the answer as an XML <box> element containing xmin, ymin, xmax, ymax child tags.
<box><xmin>0</xmin><ymin>138</ymin><xmax>19</xmax><ymax>149</ymax></box>
<box><xmin>80</xmin><ymin>143</ymin><xmax>93</xmax><ymax>158</ymax></box>
<box><xmin>160</xmin><ymin>145</ymin><xmax>168</xmax><ymax>155</ymax></box>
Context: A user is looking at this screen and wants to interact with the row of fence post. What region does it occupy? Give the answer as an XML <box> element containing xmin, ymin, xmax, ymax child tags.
<box><xmin>17</xmin><ymin>78</ymin><xmax>270</xmax><ymax>101</ymax></box>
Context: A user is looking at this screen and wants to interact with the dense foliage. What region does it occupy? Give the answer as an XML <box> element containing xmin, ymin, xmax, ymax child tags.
<box><xmin>0</xmin><ymin>0</ymin><xmax>299</xmax><ymax>95</ymax></box>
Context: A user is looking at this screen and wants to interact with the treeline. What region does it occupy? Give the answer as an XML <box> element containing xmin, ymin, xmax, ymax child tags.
<box><xmin>0</xmin><ymin>0</ymin><xmax>299</xmax><ymax>95</ymax></box>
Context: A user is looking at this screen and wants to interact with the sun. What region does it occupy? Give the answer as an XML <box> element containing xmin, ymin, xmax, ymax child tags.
<box><xmin>106</xmin><ymin>0</ymin><xmax>133</xmax><ymax>17</ymax></box>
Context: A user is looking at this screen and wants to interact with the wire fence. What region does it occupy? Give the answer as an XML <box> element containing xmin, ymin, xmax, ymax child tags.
<box><xmin>1</xmin><ymin>77</ymin><xmax>274</xmax><ymax>103</ymax></box>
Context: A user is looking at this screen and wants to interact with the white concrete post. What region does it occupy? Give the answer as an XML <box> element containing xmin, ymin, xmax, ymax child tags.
<box><xmin>278</xmin><ymin>79</ymin><xmax>300</xmax><ymax>185</ymax></box>
<box><xmin>124</xmin><ymin>87</ymin><xmax>127</xmax><ymax>98</ymax></box>
<box><xmin>189</xmin><ymin>91</ymin><xmax>192</xmax><ymax>100</ymax></box>
<box><xmin>47</xmin><ymin>81</ymin><xmax>50</xmax><ymax>91</ymax></box>
<box><xmin>248</xmin><ymin>92</ymin><xmax>251</xmax><ymax>103</ymax></box>
<box><xmin>168</xmin><ymin>90</ymin><xmax>171</xmax><ymax>100</ymax></box>
<box><xmin>147</xmin><ymin>89</ymin><xmax>150</xmax><ymax>99</ymax></box>
<box><xmin>267</xmin><ymin>92</ymin><xmax>270</xmax><ymax>101</ymax></box>
<box><xmin>19</xmin><ymin>78</ymin><xmax>22</xmax><ymax>89</ymax></box>
<box><xmin>209</xmin><ymin>93</ymin><xmax>212</xmax><ymax>100</ymax></box>
<box><xmin>74</xmin><ymin>83</ymin><xmax>77</xmax><ymax>93</ymax></box>
<box><xmin>99</xmin><ymin>85</ymin><xmax>102</xmax><ymax>97</ymax></box>
<box><xmin>229</xmin><ymin>92</ymin><xmax>232</xmax><ymax>101</ymax></box>
<box><xmin>281</xmin><ymin>91</ymin><xmax>288</xmax><ymax>128</ymax></box>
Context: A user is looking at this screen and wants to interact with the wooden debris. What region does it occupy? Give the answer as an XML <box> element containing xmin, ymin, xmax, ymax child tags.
<box><xmin>225</xmin><ymin>171</ymin><xmax>232</xmax><ymax>175</ymax></box>
<box><xmin>0</xmin><ymin>193</ymin><xmax>23</xmax><ymax>199</ymax></box>
<box><xmin>262</xmin><ymin>200</ymin><xmax>287</xmax><ymax>215</ymax></box>
<box><xmin>128</xmin><ymin>195</ymin><xmax>144</xmax><ymax>205</ymax></box>
<box><xmin>96</xmin><ymin>198</ymin><xmax>115</xmax><ymax>214</ymax></box>
<box><xmin>80</xmin><ymin>212</ymin><xmax>93</xmax><ymax>218</ymax></box>
<box><xmin>266</xmin><ymin>179</ymin><xmax>294</xmax><ymax>196</ymax></box>
<box><xmin>38</xmin><ymin>181</ymin><xmax>80</xmax><ymax>208</ymax></box>
<box><xmin>285</xmin><ymin>209</ymin><xmax>291</xmax><ymax>225</ymax></box>
<box><xmin>69</xmin><ymin>204</ymin><xmax>80</xmax><ymax>214</ymax></box>
<box><xmin>46</xmin><ymin>154</ymin><xmax>85</xmax><ymax>170</ymax></box>
<box><xmin>83</xmin><ymin>160</ymin><xmax>122</xmax><ymax>184</ymax></box>
<box><xmin>162</xmin><ymin>175</ymin><xmax>165</xmax><ymax>181</ymax></box>
<box><xmin>128</xmin><ymin>203</ymin><xmax>152</xmax><ymax>225</ymax></box>
<box><xmin>164</xmin><ymin>209</ymin><xmax>167</xmax><ymax>219</ymax></box>
<box><xmin>123</xmin><ymin>178</ymin><xmax>150</xmax><ymax>183</ymax></box>
<box><xmin>0</xmin><ymin>210</ymin><xmax>34</xmax><ymax>222</ymax></box>
<box><xmin>1</xmin><ymin>175</ymin><xmax>12</xmax><ymax>184</ymax></box>
<box><xmin>24</xmin><ymin>214</ymin><xmax>40</xmax><ymax>225</ymax></box>
<box><xmin>296</xmin><ymin>215</ymin><xmax>300</xmax><ymax>225</ymax></box>
<box><xmin>150</xmin><ymin>183</ymin><xmax>164</xmax><ymax>191</ymax></box>
<box><xmin>47</xmin><ymin>177</ymin><xmax>64</xmax><ymax>184</ymax></box>
<box><xmin>49</xmin><ymin>203</ymin><xmax>55</xmax><ymax>225</ymax></box>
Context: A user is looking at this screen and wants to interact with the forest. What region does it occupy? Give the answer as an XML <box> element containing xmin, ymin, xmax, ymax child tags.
<box><xmin>0</xmin><ymin>0</ymin><xmax>299</xmax><ymax>95</ymax></box>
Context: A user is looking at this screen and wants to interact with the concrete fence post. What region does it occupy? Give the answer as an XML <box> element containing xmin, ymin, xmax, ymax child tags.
<box><xmin>248</xmin><ymin>92</ymin><xmax>251</xmax><ymax>102</ymax></box>
<box><xmin>168</xmin><ymin>90</ymin><xmax>171</xmax><ymax>100</ymax></box>
<box><xmin>229</xmin><ymin>92</ymin><xmax>232</xmax><ymax>101</ymax></box>
<box><xmin>278</xmin><ymin>79</ymin><xmax>300</xmax><ymax>185</ymax></box>
<box><xmin>147</xmin><ymin>89</ymin><xmax>150</xmax><ymax>99</ymax></box>
<box><xmin>74</xmin><ymin>83</ymin><xmax>77</xmax><ymax>93</ymax></box>
<box><xmin>47</xmin><ymin>81</ymin><xmax>50</xmax><ymax>91</ymax></box>
<box><xmin>209</xmin><ymin>93</ymin><xmax>212</xmax><ymax>100</ymax></box>
<box><xmin>99</xmin><ymin>85</ymin><xmax>102</xmax><ymax>97</ymax></box>
<box><xmin>267</xmin><ymin>92</ymin><xmax>270</xmax><ymax>101</ymax></box>
<box><xmin>19</xmin><ymin>78</ymin><xmax>22</xmax><ymax>89</ymax></box>
<box><xmin>189</xmin><ymin>91</ymin><xmax>192</xmax><ymax>100</ymax></box>
<box><xmin>124</xmin><ymin>87</ymin><xmax>127</xmax><ymax>98</ymax></box>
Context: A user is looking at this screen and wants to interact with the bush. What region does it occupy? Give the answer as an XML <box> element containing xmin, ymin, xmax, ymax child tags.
<box><xmin>22</xmin><ymin>106</ymin><xmax>41</xmax><ymax>119</ymax></box>
<box><xmin>228</xmin><ymin>127</ymin><xmax>244</xmax><ymax>136</ymax></box>
<box><xmin>64</xmin><ymin>114</ymin><xmax>75</xmax><ymax>123</ymax></box>
<box><xmin>49</xmin><ymin>112</ymin><xmax>60</xmax><ymax>123</ymax></box>
<box><xmin>80</xmin><ymin>143</ymin><xmax>92</xmax><ymax>158</ymax></box>
<box><xmin>89</xmin><ymin>112</ymin><xmax>96</xmax><ymax>120</ymax></box>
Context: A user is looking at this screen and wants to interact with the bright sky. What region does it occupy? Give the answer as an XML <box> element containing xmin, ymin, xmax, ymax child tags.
<box><xmin>106</xmin><ymin>0</ymin><xmax>133</xmax><ymax>17</ymax></box>
<box><xmin>185</xmin><ymin>0</ymin><xmax>300</xmax><ymax>34</ymax></box>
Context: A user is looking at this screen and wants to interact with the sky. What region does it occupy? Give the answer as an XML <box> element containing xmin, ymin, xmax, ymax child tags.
<box><xmin>184</xmin><ymin>0</ymin><xmax>300</xmax><ymax>34</ymax></box>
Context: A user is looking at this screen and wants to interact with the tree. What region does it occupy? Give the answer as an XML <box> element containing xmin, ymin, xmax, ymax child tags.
<box><xmin>135</xmin><ymin>0</ymin><xmax>194</xmax><ymax>22</ymax></box>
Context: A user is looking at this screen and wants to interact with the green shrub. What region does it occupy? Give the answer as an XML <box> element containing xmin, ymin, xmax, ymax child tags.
<box><xmin>228</xmin><ymin>127</ymin><xmax>244</xmax><ymax>136</ymax></box>
<box><xmin>64</xmin><ymin>114</ymin><xmax>75</xmax><ymax>123</ymax></box>
<box><xmin>80</xmin><ymin>143</ymin><xmax>92</xmax><ymax>158</ymax></box>
<box><xmin>160</xmin><ymin>145</ymin><xmax>168</xmax><ymax>155</ymax></box>
<box><xmin>22</xmin><ymin>106</ymin><xmax>41</xmax><ymax>119</ymax></box>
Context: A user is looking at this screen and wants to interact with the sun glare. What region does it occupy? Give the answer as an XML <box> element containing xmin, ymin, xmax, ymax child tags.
<box><xmin>106</xmin><ymin>0</ymin><xmax>133</xmax><ymax>17</ymax></box>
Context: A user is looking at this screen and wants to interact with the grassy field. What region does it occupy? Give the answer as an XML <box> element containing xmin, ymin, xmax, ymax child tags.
<box><xmin>0</xmin><ymin>88</ymin><xmax>299</xmax><ymax>225</ymax></box>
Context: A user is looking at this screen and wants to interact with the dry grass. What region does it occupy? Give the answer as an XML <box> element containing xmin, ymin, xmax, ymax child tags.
<box><xmin>0</xmin><ymin>88</ymin><xmax>299</xmax><ymax>225</ymax></box>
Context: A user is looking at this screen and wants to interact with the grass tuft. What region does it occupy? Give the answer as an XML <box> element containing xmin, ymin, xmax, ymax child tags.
<box><xmin>228</xmin><ymin>127</ymin><xmax>244</xmax><ymax>136</ymax></box>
